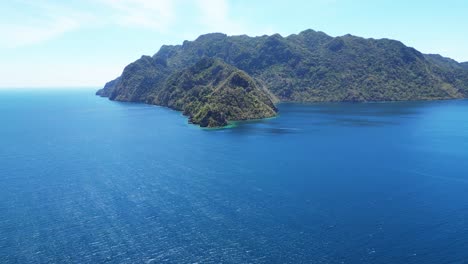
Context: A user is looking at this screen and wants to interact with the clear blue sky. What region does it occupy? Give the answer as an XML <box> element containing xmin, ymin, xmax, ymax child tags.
<box><xmin>1</xmin><ymin>0</ymin><xmax>468</xmax><ymax>88</ymax></box>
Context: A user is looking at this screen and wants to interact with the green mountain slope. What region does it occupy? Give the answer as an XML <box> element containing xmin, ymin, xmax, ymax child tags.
<box><xmin>98</xmin><ymin>55</ymin><xmax>170</xmax><ymax>102</ymax></box>
<box><xmin>146</xmin><ymin>58</ymin><xmax>277</xmax><ymax>127</ymax></box>
<box><xmin>97</xmin><ymin>29</ymin><xmax>468</xmax><ymax>127</ymax></box>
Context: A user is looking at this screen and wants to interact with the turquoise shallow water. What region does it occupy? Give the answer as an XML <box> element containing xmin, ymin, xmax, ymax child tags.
<box><xmin>0</xmin><ymin>89</ymin><xmax>468</xmax><ymax>263</ymax></box>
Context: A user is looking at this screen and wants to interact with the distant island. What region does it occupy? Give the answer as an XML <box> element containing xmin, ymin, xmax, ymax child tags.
<box><xmin>97</xmin><ymin>29</ymin><xmax>468</xmax><ymax>127</ymax></box>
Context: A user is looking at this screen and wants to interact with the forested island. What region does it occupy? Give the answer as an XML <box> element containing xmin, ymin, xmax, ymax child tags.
<box><xmin>97</xmin><ymin>29</ymin><xmax>468</xmax><ymax>127</ymax></box>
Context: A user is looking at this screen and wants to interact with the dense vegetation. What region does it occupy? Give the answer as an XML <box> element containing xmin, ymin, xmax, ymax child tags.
<box><xmin>97</xmin><ymin>29</ymin><xmax>468</xmax><ymax>127</ymax></box>
<box><xmin>149</xmin><ymin>58</ymin><xmax>276</xmax><ymax>127</ymax></box>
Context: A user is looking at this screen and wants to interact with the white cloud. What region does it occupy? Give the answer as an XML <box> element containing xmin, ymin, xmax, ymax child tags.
<box><xmin>0</xmin><ymin>17</ymin><xmax>80</xmax><ymax>48</ymax></box>
<box><xmin>193</xmin><ymin>0</ymin><xmax>274</xmax><ymax>37</ymax></box>
<box><xmin>0</xmin><ymin>0</ymin><xmax>273</xmax><ymax>49</ymax></box>
<box><xmin>0</xmin><ymin>0</ymin><xmax>178</xmax><ymax>48</ymax></box>
<box><xmin>0</xmin><ymin>1</ymin><xmax>92</xmax><ymax>49</ymax></box>
<box><xmin>99</xmin><ymin>0</ymin><xmax>177</xmax><ymax>31</ymax></box>
<box><xmin>195</xmin><ymin>0</ymin><xmax>244</xmax><ymax>34</ymax></box>
<box><xmin>0</xmin><ymin>0</ymin><xmax>275</xmax><ymax>87</ymax></box>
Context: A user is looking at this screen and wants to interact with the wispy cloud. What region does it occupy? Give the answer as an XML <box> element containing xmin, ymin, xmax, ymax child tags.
<box><xmin>0</xmin><ymin>0</ymin><xmax>179</xmax><ymax>48</ymax></box>
<box><xmin>0</xmin><ymin>0</ymin><xmax>270</xmax><ymax>49</ymax></box>
<box><xmin>196</xmin><ymin>0</ymin><xmax>239</xmax><ymax>32</ymax></box>
<box><xmin>0</xmin><ymin>17</ymin><xmax>80</xmax><ymax>48</ymax></box>
<box><xmin>98</xmin><ymin>0</ymin><xmax>177</xmax><ymax>31</ymax></box>
<box><xmin>0</xmin><ymin>1</ymin><xmax>91</xmax><ymax>48</ymax></box>
<box><xmin>194</xmin><ymin>0</ymin><xmax>272</xmax><ymax>37</ymax></box>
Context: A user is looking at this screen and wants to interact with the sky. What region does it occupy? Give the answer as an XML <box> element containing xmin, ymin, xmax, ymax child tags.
<box><xmin>1</xmin><ymin>0</ymin><xmax>468</xmax><ymax>88</ymax></box>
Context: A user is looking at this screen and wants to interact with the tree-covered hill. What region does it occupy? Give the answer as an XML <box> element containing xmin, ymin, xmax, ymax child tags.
<box><xmin>149</xmin><ymin>58</ymin><xmax>277</xmax><ymax>127</ymax></box>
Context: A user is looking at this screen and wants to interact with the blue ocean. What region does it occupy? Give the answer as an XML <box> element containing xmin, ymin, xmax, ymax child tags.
<box><xmin>0</xmin><ymin>89</ymin><xmax>467</xmax><ymax>263</ymax></box>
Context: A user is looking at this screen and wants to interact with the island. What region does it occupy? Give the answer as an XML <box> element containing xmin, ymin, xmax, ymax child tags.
<box><xmin>97</xmin><ymin>29</ymin><xmax>468</xmax><ymax>127</ymax></box>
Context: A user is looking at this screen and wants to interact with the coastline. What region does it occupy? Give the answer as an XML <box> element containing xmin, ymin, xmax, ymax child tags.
<box><xmin>100</xmin><ymin>93</ymin><xmax>468</xmax><ymax>129</ymax></box>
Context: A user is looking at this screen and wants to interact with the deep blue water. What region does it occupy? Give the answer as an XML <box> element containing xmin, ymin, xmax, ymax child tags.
<box><xmin>0</xmin><ymin>89</ymin><xmax>468</xmax><ymax>264</ymax></box>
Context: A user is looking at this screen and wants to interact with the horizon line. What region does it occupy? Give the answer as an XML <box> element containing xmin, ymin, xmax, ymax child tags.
<box><xmin>0</xmin><ymin>86</ymin><xmax>100</xmax><ymax>90</ymax></box>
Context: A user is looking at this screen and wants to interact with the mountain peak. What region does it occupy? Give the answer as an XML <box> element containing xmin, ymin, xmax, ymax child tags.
<box><xmin>195</xmin><ymin>33</ymin><xmax>227</xmax><ymax>42</ymax></box>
